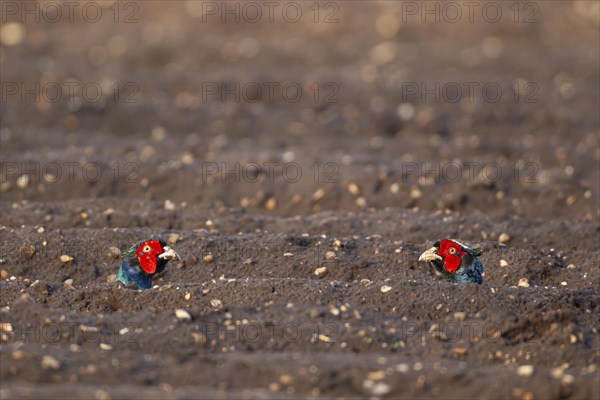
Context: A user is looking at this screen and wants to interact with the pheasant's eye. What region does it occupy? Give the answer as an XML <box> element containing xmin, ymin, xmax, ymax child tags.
<box><xmin>448</xmin><ymin>247</ymin><xmax>457</xmax><ymax>255</ymax></box>
<box><xmin>143</xmin><ymin>245</ymin><xmax>151</xmax><ymax>253</ymax></box>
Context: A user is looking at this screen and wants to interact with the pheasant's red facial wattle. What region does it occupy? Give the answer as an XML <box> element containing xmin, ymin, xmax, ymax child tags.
<box><xmin>437</xmin><ymin>240</ymin><xmax>466</xmax><ymax>273</ymax></box>
<box><xmin>134</xmin><ymin>240</ymin><xmax>164</xmax><ymax>274</ymax></box>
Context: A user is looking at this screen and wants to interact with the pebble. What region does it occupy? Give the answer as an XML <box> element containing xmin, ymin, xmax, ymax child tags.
<box><xmin>453</xmin><ymin>312</ymin><xmax>466</xmax><ymax>321</ymax></box>
<box><xmin>279</xmin><ymin>374</ymin><xmax>294</xmax><ymax>385</ymax></box>
<box><xmin>499</xmin><ymin>233</ymin><xmax>511</xmax><ymax>243</ymax></box>
<box><xmin>80</xmin><ymin>325</ymin><xmax>99</xmax><ymax>333</ymax></box>
<box><xmin>268</xmin><ymin>382</ymin><xmax>281</xmax><ymax>392</ymax></box>
<box><xmin>367</xmin><ymin>370</ymin><xmax>386</xmax><ymax>380</ymax></box>
<box><xmin>500</xmin><ymin>259</ymin><xmax>509</xmax><ymax>268</ymax></box>
<box><xmin>37</xmin><ymin>227</ymin><xmax>45</xmax><ymax>233</ymax></box>
<box><xmin>63</xmin><ymin>279</ymin><xmax>74</xmax><ymax>289</ymax></box>
<box><xmin>99</xmin><ymin>343</ymin><xmax>112</xmax><ymax>351</ymax></box>
<box><xmin>203</xmin><ymin>254</ymin><xmax>213</xmax><ymax>263</ymax></box>
<box><xmin>60</xmin><ymin>255</ymin><xmax>73</xmax><ymax>263</ymax></box>
<box><xmin>0</xmin><ymin>22</ymin><xmax>25</xmax><ymax>46</ymax></box>
<box><xmin>569</xmin><ymin>334</ymin><xmax>577</xmax><ymax>344</ymax></box>
<box><xmin>361</xmin><ymin>279</ymin><xmax>373</xmax><ymax>287</ymax></box>
<box><xmin>0</xmin><ymin>270</ymin><xmax>7</xmax><ymax>279</ymax></box>
<box><xmin>265</xmin><ymin>197</ymin><xmax>277</xmax><ymax>211</ymax></box>
<box><xmin>164</xmin><ymin>199</ymin><xmax>176</xmax><ymax>211</ymax></box>
<box><xmin>191</xmin><ymin>332</ymin><xmax>206</xmax><ymax>345</ymax></box>
<box><xmin>168</xmin><ymin>234</ymin><xmax>180</xmax><ymax>245</ymax></box>
<box><xmin>561</xmin><ymin>374</ymin><xmax>575</xmax><ymax>385</ymax></box>
<box><xmin>364</xmin><ymin>380</ymin><xmax>391</xmax><ymax>396</ymax></box>
<box><xmin>380</xmin><ymin>285</ymin><xmax>392</xmax><ymax>293</ymax></box>
<box><xmin>347</xmin><ymin>182</ymin><xmax>360</xmax><ymax>196</ymax></box>
<box><xmin>518</xmin><ymin>278</ymin><xmax>530</xmax><ymax>288</ymax></box>
<box><xmin>175</xmin><ymin>309</ymin><xmax>192</xmax><ymax>321</ymax></box>
<box><xmin>181</xmin><ymin>152</ymin><xmax>194</xmax><ymax>165</ymax></box>
<box><xmin>395</xmin><ymin>363</ymin><xmax>409</xmax><ymax>373</ymax></box>
<box><xmin>314</xmin><ymin>267</ymin><xmax>327</xmax><ymax>277</ymax></box>
<box><xmin>451</xmin><ymin>347</ymin><xmax>468</xmax><ymax>355</ymax></box>
<box><xmin>1</xmin><ymin>323</ymin><xmax>13</xmax><ymax>332</ymax></box>
<box><xmin>516</xmin><ymin>365</ymin><xmax>534</xmax><ymax>377</ymax></box>
<box><xmin>41</xmin><ymin>355</ymin><xmax>61</xmax><ymax>370</ymax></box>
<box><xmin>184</xmin><ymin>292</ymin><xmax>191</xmax><ymax>301</ymax></box>
<box><xmin>410</xmin><ymin>187</ymin><xmax>423</xmax><ymax>199</ymax></box>
<box><xmin>95</xmin><ymin>390</ymin><xmax>110</xmax><ymax>400</ymax></box>
<box><xmin>325</xmin><ymin>251</ymin><xmax>336</xmax><ymax>260</ymax></box>
<box><xmin>16</xmin><ymin>175</ymin><xmax>29</xmax><ymax>189</ymax></box>
<box><xmin>318</xmin><ymin>334</ymin><xmax>334</xmax><ymax>343</ymax></box>
<box><xmin>355</xmin><ymin>197</ymin><xmax>367</xmax><ymax>208</ymax></box>
<box><xmin>106</xmin><ymin>274</ymin><xmax>117</xmax><ymax>283</ymax></box>
<box><xmin>550</xmin><ymin>368</ymin><xmax>564</xmax><ymax>379</ymax></box>
<box><xmin>108</xmin><ymin>247</ymin><xmax>121</xmax><ymax>258</ymax></box>
<box><xmin>561</xmin><ymin>281</ymin><xmax>567</xmax><ymax>286</ymax></box>
<box><xmin>283</xmin><ymin>252</ymin><xmax>293</xmax><ymax>257</ymax></box>
<box><xmin>312</xmin><ymin>188</ymin><xmax>325</xmax><ymax>201</ymax></box>
<box><xmin>281</xmin><ymin>151</ymin><xmax>295</xmax><ymax>163</ymax></box>
<box><xmin>210</xmin><ymin>299</ymin><xmax>223</xmax><ymax>309</ymax></box>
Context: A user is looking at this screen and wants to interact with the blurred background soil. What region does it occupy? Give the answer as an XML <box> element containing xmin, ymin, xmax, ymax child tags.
<box><xmin>0</xmin><ymin>1</ymin><xmax>598</xmax><ymax>399</ymax></box>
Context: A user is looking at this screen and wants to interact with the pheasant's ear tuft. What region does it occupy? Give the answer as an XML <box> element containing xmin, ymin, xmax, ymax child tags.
<box><xmin>433</xmin><ymin>240</ymin><xmax>441</xmax><ymax>248</ymax></box>
<box><xmin>121</xmin><ymin>243</ymin><xmax>138</xmax><ymax>258</ymax></box>
<box><xmin>470</xmin><ymin>248</ymin><xmax>482</xmax><ymax>256</ymax></box>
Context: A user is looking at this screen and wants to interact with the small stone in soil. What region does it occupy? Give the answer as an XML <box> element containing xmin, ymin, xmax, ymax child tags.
<box><xmin>41</xmin><ymin>355</ymin><xmax>61</xmax><ymax>370</ymax></box>
<box><xmin>108</xmin><ymin>247</ymin><xmax>121</xmax><ymax>258</ymax></box>
<box><xmin>518</xmin><ymin>278</ymin><xmax>530</xmax><ymax>287</ymax></box>
<box><xmin>516</xmin><ymin>365</ymin><xmax>534</xmax><ymax>377</ymax></box>
<box><xmin>164</xmin><ymin>199</ymin><xmax>176</xmax><ymax>211</ymax></box>
<box><xmin>168</xmin><ymin>234</ymin><xmax>180</xmax><ymax>245</ymax></box>
<box><xmin>499</xmin><ymin>233</ymin><xmax>510</xmax><ymax>243</ymax></box>
<box><xmin>175</xmin><ymin>309</ymin><xmax>192</xmax><ymax>321</ymax></box>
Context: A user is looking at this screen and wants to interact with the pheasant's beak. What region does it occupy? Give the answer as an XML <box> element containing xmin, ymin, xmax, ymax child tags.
<box><xmin>419</xmin><ymin>247</ymin><xmax>442</xmax><ymax>262</ymax></box>
<box><xmin>158</xmin><ymin>246</ymin><xmax>181</xmax><ymax>261</ymax></box>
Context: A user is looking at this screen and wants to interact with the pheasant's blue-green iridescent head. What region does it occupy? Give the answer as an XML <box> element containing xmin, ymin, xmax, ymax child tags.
<box><xmin>116</xmin><ymin>238</ymin><xmax>180</xmax><ymax>289</ymax></box>
<box><xmin>419</xmin><ymin>239</ymin><xmax>484</xmax><ymax>284</ymax></box>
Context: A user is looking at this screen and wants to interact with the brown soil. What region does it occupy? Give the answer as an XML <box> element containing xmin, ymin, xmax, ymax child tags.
<box><xmin>0</xmin><ymin>1</ymin><xmax>599</xmax><ymax>399</ymax></box>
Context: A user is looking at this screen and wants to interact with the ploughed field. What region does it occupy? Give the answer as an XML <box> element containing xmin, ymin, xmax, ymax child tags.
<box><xmin>0</xmin><ymin>2</ymin><xmax>598</xmax><ymax>399</ymax></box>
